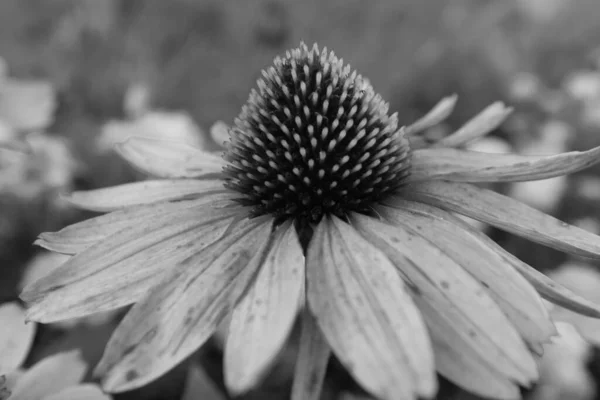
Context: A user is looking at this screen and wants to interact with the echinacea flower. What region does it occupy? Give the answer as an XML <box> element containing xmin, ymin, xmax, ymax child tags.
<box><xmin>21</xmin><ymin>43</ymin><xmax>600</xmax><ymax>400</ymax></box>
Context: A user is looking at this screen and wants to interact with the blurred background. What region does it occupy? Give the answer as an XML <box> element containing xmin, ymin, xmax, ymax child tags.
<box><xmin>4</xmin><ymin>0</ymin><xmax>600</xmax><ymax>399</ymax></box>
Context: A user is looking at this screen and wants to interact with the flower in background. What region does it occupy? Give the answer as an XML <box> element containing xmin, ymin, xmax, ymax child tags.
<box><xmin>0</xmin><ymin>301</ymin><xmax>110</xmax><ymax>400</ymax></box>
<box><xmin>96</xmin><ymin>82</ymin><xmax>208</xmax><ymax>153</ymax></box>
<box><xmin>21</xmin><ymin>43</ymin><xmax>600</xmax><ymax>400</ymax></box>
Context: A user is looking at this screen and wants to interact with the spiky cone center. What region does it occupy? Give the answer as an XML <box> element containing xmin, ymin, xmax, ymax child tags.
<box><xmin>224</xmin><ymin>44</ymin><xmax>411</xmax><ymax>224</ymax></box>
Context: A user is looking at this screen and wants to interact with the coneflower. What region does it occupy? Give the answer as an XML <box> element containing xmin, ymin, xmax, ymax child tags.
<box><xmin>21</xmin><ymin>43</ymin><xmax>600</xmax><ymax>400</ymax></box>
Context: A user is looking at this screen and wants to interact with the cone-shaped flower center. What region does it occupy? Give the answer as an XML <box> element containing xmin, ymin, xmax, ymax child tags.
<box><xmin>224</xmin><ymin>43</ymin><xmax>411</xmax><ymax>223</ymax></box>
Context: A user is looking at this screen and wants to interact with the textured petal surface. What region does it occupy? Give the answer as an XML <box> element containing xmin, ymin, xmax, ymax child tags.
<box><xmin>95</xmin><ymin>216</ymin><xmax>274</xmax><ymax>392</ymax></box>
<box><xmin>407</xmin><ymin>181</ymin><xmax>600</xmax><ymax>258</ymax></box>
<box><xmin>225</xmin><ymin>220</ymin><xmax>304</xmax><ymax>394</ymax></box>
<box><xmin>9</xmin><ymin>350</ymin><xmax>87</xmax><ymax>400</ymax></box>
<box><xmin>291</xmin><ymin>309</ymin><xmax>331</xmax><ymax>400</ymax></box>
<box><xmin>65</xmin><ymin>179</ymin><xmax>226</xmax><ymax>212</ymax></box>
<box><xmin>0</xmin><ymin>302</ymin><xmax>36</xmax><ymax>374</ymax></box>
<box><xmin>353</xmin><ymin>213</ymin><xmax>538</xmax><ymax>389</ymax></box>
<box><xmin>36</xmin><ymin>192</ymin><xmax>233</xmax><ymax>254</ymax></box>
<box><xmin>306</xmin><ymin>216</ymin><xmax>436</xmax><ymax>400</ymax></box>
<box><xmin>405</xmin><ymin>94</ymin><xmax>457</xmax><ymax>136</ymax></box>
<box><xmin>382</xmin><ymin>200</ymin><xmax>555</xmax><ymax>353</ymax></box>
<box><xmin>42</xmin><ymin>384</ymin><xmax>111</xmax><ymax>400</ymax></box>
<box><xmin>116</xmin><ymin>136</ymin><xmax>225</xmax><ymax>179</ymax></box>
<box><xmin>409</xmin><ymin>146</ymin><xmax>600</xmax><ymax>183</ymax></box>
<box><xmin>23</xmin><ymin>206</ymin><xmax>240</xmax><ymax>322</ymax></box>
<box><xmin>433</xmin><ymin>101</ymin><xmax>513</xmax><ymax>148</ymax></box>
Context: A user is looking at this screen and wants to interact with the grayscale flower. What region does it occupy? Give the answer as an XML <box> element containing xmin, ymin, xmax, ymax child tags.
<box><xmin>21</xmin><ymin>43</ymin><xmax>600</xmax><ymax>400</ymax></box>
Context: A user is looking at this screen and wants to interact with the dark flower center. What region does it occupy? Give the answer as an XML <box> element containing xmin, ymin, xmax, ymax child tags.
<box><xmin>223</xmin><ymin>43</ymin><xmax>411</xmax><ymax>223</ymax></box>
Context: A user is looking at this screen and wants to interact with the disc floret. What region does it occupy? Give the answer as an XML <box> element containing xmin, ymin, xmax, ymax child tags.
<box><xmin>224</xmin><ymin>43</ymin><xmax>411</xmax><ymax>223</ymax></box>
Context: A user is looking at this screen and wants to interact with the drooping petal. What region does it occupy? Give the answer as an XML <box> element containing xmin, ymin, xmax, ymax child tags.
<box><xmin>9</xmin><ymin>350</ymin><xmax>87</xmax><ymax>400</ymax></box>
<box><xmin>115</xmin><ymin>136</ymin><xmax>226</xmax><ymax>179</ymax></box>
<box><xmin>291</xmin><ymin>309</ymin><xmax>331</xmax><ymax>400</ymax></box>
<box><xmin>406</xmin><ymin>181</ymin><xmax>600</xmax><ymax>258</ymax></box>
<box><xmin>64</xmin><ymin>179</ymin><xmax>227</xmax><ymax>212</ymax></box>
<box><xmin>433</xmin><ymin>102</ymin><xmax>513</xmax><ymax>148</ymax></box>
<box><xmin>408</xmin><ymin>146</ymin><xmax>600</xmax><ymax>183</ymax></box>
<box><xmin>36</xmin><ymin>192</ymin><xmax>233</xmax><ymax>254</ymax></box>
<box><xmin>381</xmin><ymin>200</ymin><xmax>555</xmax><ymax>353</ymax></box>
<box><xmin>405</xmin><ymin>94</ymin><xmax>457</xmax><ymax>136</ymax></box>
<box><xmin>224</xmin><ymin>220</ymin><xmax>304</xmax><ymax>394</ymax></box>
<box><xmin>306</xmin><ymin>216</ymin><xmax>436</xmax><ymax>400</ymax></box>
<box><xmin>23</xmin><ymin>208</ymin><xmax>240</xmax><ymax>322</ymax></box>
<box><xmin>42</xmin><ymin>384</ymin><xmax>111</xmax><ymax>400</ymax></box>
<box><xmin>95</xmin><ymin>216</ymin><xmax>274</xmax><ymax>392</ymax></box>
<box><xmin>352</xmin><ymin>213</ymin><xmax>538</xmax><ymax>389</ymax></box>
<box><xmin>0</xmin><ymin>302</ymin><xmax>36</xmax><ymax>374</ymax></box>
<box><xmin>430</xmin><ymin>333</ymin><xmax>520</xmax><ymax>399</ymax></box>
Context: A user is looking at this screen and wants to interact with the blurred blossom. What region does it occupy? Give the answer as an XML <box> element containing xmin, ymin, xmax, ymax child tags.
<box><xmin>547</xmin><ymin>262</ymin><xmax>600</xmax><ymax>347</ymax></box>
<box><xmin>209</xmin><ymin>121</ymin><xmax>229</xmax><ymax>149</ymax></box>
<box><xmin>97</xmin><ymin>110</ymin><xmax>207</xmax><ymax>153</ymax></box>
<box><xmin>574</xmin><ymin>175</ymin><xmax>600</xmax><ymax>201</ymax></box>
<box><xmin>509</xmin><ymin>72</ymin><xmax>543</xmax><ymax>102</ymax></box>
<box><xmin>0</xmin><ymin>132</ymin><xmax>77</xmax><ymax>199</ymax></box>
<box><xmin>0</xmin><ymin>62</ymin><xmax>55</xmax><ymax>132</ymax></box>
<box><xmin>530</xmin><ymin>322</ymin><xmax>595</xmax><ymax>400</ymax></box>
<box><xmin>565</xmin><ymin>70</ymin><xmax>600</xmax><ymax>102</ymax></box>
<box><xmin>123</xmin><ymin>82</ymin><xmax>152</xmax><ymax>119</ymax></box>
<box><xmin>572</xmin><ymin>217</ymin><xmax>600</xmax><ymax>235</ymax></box>
<box><xmin>0</xmin><ymin>301</ymin><xmax>109</xmax><ymax>400</ymax></box>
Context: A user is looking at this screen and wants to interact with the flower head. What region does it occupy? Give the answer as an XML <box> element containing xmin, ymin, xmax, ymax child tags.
<box><xmin>21</xmin><ymin>43</ymin><xmax>600</xmax><ymax>400</ymax></box>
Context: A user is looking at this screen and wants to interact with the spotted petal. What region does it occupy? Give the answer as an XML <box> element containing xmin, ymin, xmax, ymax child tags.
<box><xmin>225</xmin><ymin>220</ymin><xmax>304</xmax><ymax>394</ymax></box>
<box><xmin>407</xmin><ymin>181</ymin><xmax>600</xmax><ymax>259</ymax></box>
<box><xmin>381</xmin><ymin>200</ymin><xmax>555</xmax><ymax>353</ymax></box>
<box><xmin>307</xmin><ymin>216</ymin><xmax>436</xmax><ymax>400</ymax></box>
<box><xmin>95</xmin><ymin>216</ymin><xmax>273</xmax><ymax>392</ymax></box>
<box><xmin>64</xmin><ymin>179</ymin><xmax>226</xmax><ymax>212</ymax></box>
<box><xmin>409</xmin><ymin>146</ymin><xmax>600</xmax><ymax>183</ymax></box>
<box><xmin>353</xmin><ymin>213</ymin><xmax>538</xmax><ymax>391</ymax></box>
<box><xmin>37</xmin><ymin>192</ymin><xmax>233</xmax><ymax>254</ymax></box>
<box><xmin>433</xmin><ymin>102</ymin><xmax>513</xmax><ymax>148</ymax></box>
<box><xmin>291</xmin><ymin>309</ymin><xmax>331</xmax><ymax>400</ymax></box>
<box><xmin>116</xmin><ymin>136</ymin><xmax>225</xmax><ymax>179</ymax></box>
<box><xmin>23</xmin><ymin>207</ymin><xmax>239</xmax><ymax>323</ymax></box>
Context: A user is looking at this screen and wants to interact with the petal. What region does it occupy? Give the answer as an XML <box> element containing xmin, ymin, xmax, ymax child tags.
<box><xmin>405</xmin><ymin>94</ymin><xmax>457</xmax><ymax>136</ymax></box>
<box><xmin>306</xmin><ymin>216</ymin><xmax>436</xmax><ymax>400</ymax></box>
<box><xmin>381</xmin><ymin>200</ymin><xmax>555</xmax><ymax>353</ymax></box>
<box><xmin>181</xmin><ymin>364</ymin><xmax>226</xmax><ymax>400</ymax></box>
<box><xmin>9</xmin><ymin>350</ymin><xmax>87</xmax><ymax>400</ymax></box>
<box><xmin>42</xmin><ymin>384</ymin><xmax>111</xmax><ymax>400</ymax></box>
<box><xmin>23</xmin><ymin>207</ymin><xmax>240</xmax><ymax>323</ymax></box>
<box><xmin>352</xmin><ymin>213</ymin><xmax>538</xmax><ymax>388</ymax></box>
<box><xmin>0</xmin><ymin>302</ymin><xmax>36</xmax><ymax>374</ymax></box>
<box><xmin>291</xmin><ymin>309</ymin><xmax>331</xmax><ymax>400</ymax></box>
<box><xmin>65</xmin><ymin>179</ymin><xmax>226</xmax><ymax>212</ymax></box>
<box><xmin>433</xmin><ymin>102</ymin><xmax>513</xmax><ymax>148</ymax></box>
<box><xmin>408</xmin><ymin>145</ymin><xmax>600</xmax><ymax>183</ymax></box>
<box><xmin>224</xmin><ymin>220</ymin><xmax>304</xmax><ymax>394</ymax></box>
<box><xmin>115</xmin><ymin>136</ymin><xmax>225</xmax><ymax>179</ymax></box>
<box><xmin>95</xmin><ymin>216</ymin><xmax>274</xmax><ymax>392</ymax></box>
<box><xmin>407</xmin><ymin>181</ymin><xmax>600</xmax><ymax>258</ymax></box>
<box><xmin>430</xmin><ymin>334</ymin><xmax>520</xmax><ymax>399</ymax></box>
<box><xmin>36</xmin><ymin>192</ymin><xmax>233</xmax><ymax>255</ymax></box>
